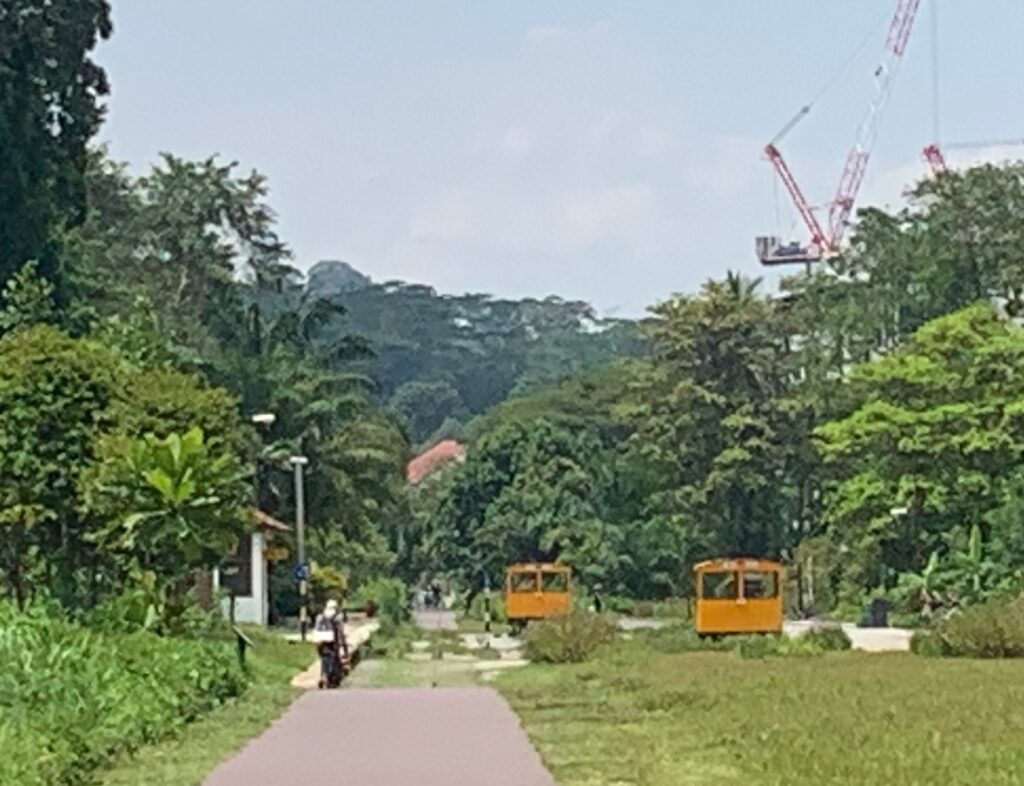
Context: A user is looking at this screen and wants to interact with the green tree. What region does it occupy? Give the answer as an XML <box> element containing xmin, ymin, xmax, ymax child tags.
<box><xmin>0</xmin><ymin>0</ymin><xmax>112</xmax><ymax>296</ymax></box>
<box><xmin>429</xmin><ymin>419</ymin><xmax>618</xmax><ymax>593</ymax></box>
<box><xmin>0</xmin><ymin>261</ymin><xmax>56</xmax><ymax>334</ymax></box>
<box><xmin>816</xmin><ymin>305</ymin><xmax>1024</xmax><ymax>600</ymax></box>
<box><xmin>388</xmin><ymin>379</ymin><xmax>466</xmax><ymax>445</ymax></box>
<box><xmin>88</xmin><ymin>427</ymin><xmax>248</xmax><ymax>587</ymax></box>
<box><xmin>623</xmin><ymin>274</ymin><xmax>805</xmax><ymax>584</ymax></box>
<box><xmin>0</xmin><ymin>325</ymin><xmax>123</xmax><ymax>606</ymax></box>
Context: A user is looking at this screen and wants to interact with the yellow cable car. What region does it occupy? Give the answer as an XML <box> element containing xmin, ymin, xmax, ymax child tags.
<box><xmin>504</xmin><ymin>562</ymin><xmax>572</xmax><ymax>633</ymax></box>
<box><xmin>693</xmin><ymin>558</ymin><xmax>784</xmax><ymax>636</ymax></box>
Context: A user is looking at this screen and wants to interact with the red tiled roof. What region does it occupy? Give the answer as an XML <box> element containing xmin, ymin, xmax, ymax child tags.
<box><xmin>407</xmin><ymin>439</ymin><xmax>465</xmax><ymax>484</ymax></box>
<box><xmin>250</xmin><ymin>507</ymin><xmax>290</xmax><ymax>531</ymax></box>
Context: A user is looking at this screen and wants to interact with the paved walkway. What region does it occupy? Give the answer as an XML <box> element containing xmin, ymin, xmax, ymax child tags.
<box><xmin>203</xmin><ymin>687</ymin><xmax>556</xmax><ymax>786</ymax></box>
<box><xmin>412</xmin><ymin>608</ymin><xmax>458</xmax><ymax>630</ymax></box>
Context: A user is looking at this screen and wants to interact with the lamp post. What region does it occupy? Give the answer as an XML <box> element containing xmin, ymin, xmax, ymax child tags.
<box><xmin>290</xmin><ymin>455</ymin><xmax>309</xmax><ymax>640</ymax></box>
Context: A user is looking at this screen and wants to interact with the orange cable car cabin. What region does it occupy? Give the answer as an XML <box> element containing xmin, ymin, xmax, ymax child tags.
<box><xmin>504</xmin><ymin>562</ymin><xmax>571</xmax><ymax>631</ymax></box>
<box><xmin>693</xmin><ymin>558</ymin><xmax>784</xmax><ymax>636</ymax></box>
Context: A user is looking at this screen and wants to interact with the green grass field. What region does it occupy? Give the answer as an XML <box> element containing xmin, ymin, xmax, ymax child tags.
<box><xmin>99</xmin><ymin>628</ymin><xmax>310</xmax><ymax>786</ymax></box>
<box><xmin>497</xmin><ymin>635</ymin><xmax>1024</xmax><ymax>786</ymax></box>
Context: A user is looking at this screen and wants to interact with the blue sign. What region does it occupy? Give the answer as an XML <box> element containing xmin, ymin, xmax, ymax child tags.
<box><xmin>293</xmin><ymin>562</ymin><xmax>310</xmax><ymax>582</ymax></box>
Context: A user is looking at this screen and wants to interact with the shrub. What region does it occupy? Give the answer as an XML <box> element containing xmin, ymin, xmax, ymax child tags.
<box><xmin>640</xmin><ymin>625</ymin><xmax>729</xmax><ymax>653</ymax></box>
<box><xmin>0</xmin><ymin>602</ymin><xmax>246</xmax><ymax>786</ymax></box>
<box><xmin>804</xmin><ymin>625</ymin><xmax>853</xmax><ymax>652</ymax></box>
<box><xmin>734</xmin><ymin>634</ymin><xmax>784</xmax><ymax>659</ymax></box>
<box><xmin>929</xmin><ymin>597</ymin><xmax>1024</xmax><ymax>658</ymax></box>
<box><xmin>633</xmin><ymin>601</ymin><xmax>655</xmax><ymax>618</ymax></box>
<box><xmin>523</xmin><ymin>611</ymin><xmax>618</xmax><ymax>664</ymax></box>
<box><xmin>602</xmin><ymin>595</ymin><xmax>638</xmax><ymax>614</ymax></box>
<box><xmin>652</xmin><ymin>598</ymin><xmax>693</xmax><ymax>621</ymax></box>
<box><xmin>467</xmin><ymin>591</ymin><xmax>506</xmax><ymax>623</ymax></box>
<box><xmin>353</xmin><ymin>576</ymin><xmax>409</xmax><ymax>629</ymax></box>
<box><xmin>734</xmin><ymin>629</ymin><xmax>852</xmax><ymax>659</ymax></box>
<box><xmin>310</xmin><ymin>564</ymin><xmax>349</xmax><ymax>610</ymax></box>
<box><xmin>910</xmin><ymin>630</ymin><xmax>949</xmax><ymax>657</ymax></box>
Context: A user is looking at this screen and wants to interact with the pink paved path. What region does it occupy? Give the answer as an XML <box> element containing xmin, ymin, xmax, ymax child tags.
<box><xmin>203</xmin><ymin>687</ymin><xmax>557</xmax><ymax>786</ymax></box>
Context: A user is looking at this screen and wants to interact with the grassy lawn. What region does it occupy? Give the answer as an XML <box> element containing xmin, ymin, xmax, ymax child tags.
<box><xmin>99</xmin><ymin>628</ymin><xmax>311</xmax><ymax>786</ymax></box>
<box><xmin>496</xmin><ymin>635</ymin><xmax>1024</xmax><ymax>786</ymax></box>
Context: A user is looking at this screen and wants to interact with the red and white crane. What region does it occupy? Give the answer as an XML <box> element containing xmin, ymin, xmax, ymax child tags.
<box><xmin>758</xmin><ymin>0</ymin><xmax>923</xmax><ymax>266</ymax></box>
<box><xmin>923</xmin><ymin>138</ymin><xmax>1024</xmax><ymax>176</ymax></box>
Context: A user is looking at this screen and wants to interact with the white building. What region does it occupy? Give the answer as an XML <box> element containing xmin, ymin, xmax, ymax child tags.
<box><xmin>213</xmin><ymin>509</ymin><xmax>290</xmax><ymax>626</ymax></box>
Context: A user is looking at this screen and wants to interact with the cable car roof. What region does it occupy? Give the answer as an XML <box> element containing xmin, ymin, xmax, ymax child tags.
<box><xmin>693</xmin><ymin>557</ymin><xmax>783</xmax><ymax>572</ymax></box>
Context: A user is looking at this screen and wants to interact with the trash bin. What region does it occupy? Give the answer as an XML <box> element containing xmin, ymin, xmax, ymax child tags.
<box><xmin>868</xmin><ymin>597</ymin><xmax>889</xmax><ymax>627</ymax></box>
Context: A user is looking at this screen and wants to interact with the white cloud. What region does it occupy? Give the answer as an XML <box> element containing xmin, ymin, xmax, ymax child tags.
<box><xmin>557</xmin><ymin>183</ymin><xmax>657</xmax><ymax>251</ymax></box>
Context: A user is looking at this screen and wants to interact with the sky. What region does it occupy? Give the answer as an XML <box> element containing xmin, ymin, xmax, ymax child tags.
<box><xmin>95</xmin><ymin>1</ymin><xmax>1024</xmax><ymax>316</ymax></box>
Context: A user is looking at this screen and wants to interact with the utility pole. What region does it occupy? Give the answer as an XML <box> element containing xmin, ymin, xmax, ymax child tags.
<box><xmin>290</xmin><ymin>455</ymin><xmax>309</xmax><ymax>640</ymax></box>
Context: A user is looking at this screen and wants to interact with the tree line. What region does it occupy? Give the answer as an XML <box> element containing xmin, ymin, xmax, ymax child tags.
<box><xmin>412</xmin><ymin>162</ymin><xmax>1024</xmax><ymax>617</ymax></box>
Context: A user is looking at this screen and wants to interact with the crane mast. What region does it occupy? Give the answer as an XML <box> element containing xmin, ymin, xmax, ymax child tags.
<box><xmin>828</xmin><ymin>0</ymin><xmax>921</xmax><ymax>248</ymax></box>
<box><xmin>760</xmin><ymin>0</ymin><xmax>923</xmax><ymax>265</ymax></box>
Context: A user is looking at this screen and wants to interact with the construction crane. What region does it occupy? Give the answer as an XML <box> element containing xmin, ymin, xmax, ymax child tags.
<box><xmin>923</xmin><ymin>138</ymin><xmax>1024</xmax><ymax>175</ymax></box>
<box><xmin>757</xmin><ymin>0</ymin><xmax>923</xmax><ymax>267</ymax></box>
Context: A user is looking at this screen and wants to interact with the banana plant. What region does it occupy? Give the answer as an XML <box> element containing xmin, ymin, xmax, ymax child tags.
<box><xmin>92</xmin><ymin>427</ymin><xmax>249</xmax><ymax>584</ymax></box>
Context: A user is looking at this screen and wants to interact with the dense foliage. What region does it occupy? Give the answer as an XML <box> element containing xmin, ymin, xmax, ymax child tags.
<box><xmin>411</xmin><ymin>162</ymin><xmax>1024</xmax><ymax>620</ymax></box>
<box><xmin>0</xmin><ymin>602</ymin><xmax>245</xmax><ymax>786</ymax></box>
<box><xmin>522</xmin><ymin>611</ymin><xmax>618</xmax><ymax>664</ymax></box>
<box><xmin>913</xmin><ymin>598</ymin><xmax>1024</xmax><ymax>659</ymax></box>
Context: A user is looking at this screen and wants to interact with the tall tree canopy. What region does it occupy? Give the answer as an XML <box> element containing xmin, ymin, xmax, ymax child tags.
<box><xmin>0</xmin><ymin>0</ymin><xmax>112</xmax><ymax>297</ymax></box>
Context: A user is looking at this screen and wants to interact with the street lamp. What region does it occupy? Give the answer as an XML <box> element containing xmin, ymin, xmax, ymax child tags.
<box><xmin>289</xmin><ymin>455</ymin><xmax>309</xmax><ymax>640</ymax></box>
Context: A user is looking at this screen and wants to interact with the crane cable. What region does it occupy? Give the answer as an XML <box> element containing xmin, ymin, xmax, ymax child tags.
<box><xmin>770</xmin><ymin>6</ymin><xmax>893</xmax><ymax>147</ymax></box>
<box><xmin>930</xmin><ymin>0</ymin><xmax>940</xmax><ymax>145</ymax></box>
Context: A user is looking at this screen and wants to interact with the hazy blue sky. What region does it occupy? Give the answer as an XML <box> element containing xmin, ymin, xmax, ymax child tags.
<box><xmin>95</xmin><ymin>2</ymin><xmax>1024</xmax><ymax>315</ymax></box>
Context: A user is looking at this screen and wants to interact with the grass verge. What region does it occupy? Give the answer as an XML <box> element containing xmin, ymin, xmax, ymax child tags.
<box><xmin>496</xmin><ymin>632</ymin><xmax>1024</xmax><ymax>786</ymax></box>
<box><xmin>99</xmin><ymin>628</ymin><xmax>311</xmax><ymax>786</ymax></box>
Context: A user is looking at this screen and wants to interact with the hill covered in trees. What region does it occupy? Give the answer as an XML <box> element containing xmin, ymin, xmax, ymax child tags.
<box><xmin>305</xmin><ymin>260</ymin><xmax>644</xmax><ymax>445</ymax></box>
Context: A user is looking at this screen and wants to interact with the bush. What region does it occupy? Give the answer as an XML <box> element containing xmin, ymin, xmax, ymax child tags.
<box><xmin>310</xmin><ymin>564</ymin><xmax>349</xmax><ymax>610</ymax></box>
<box><xmin>353</xmin><ymin>576</ymin><xmax>409</xmax><ymax>629</ymax></box>
<box><xmin>910</xmin><ymin>630</ymin><xmax>949</xmax><ymax>657</ymax></box>
<box><xmin>0</xmin><ymin>602</ymin><xmax>246</xmax><ymax>786</ymax></box>
<box><xmin>735</xmin><ymin>626</ymin><xmax>851</xmax><ymax>659</ymax></box>
<box><xmin>804</xmin><ymin>625</ymin><xmax>853</xmax><ymax>652</ymax></box>
<box><xmin>928</xmin><ymin>597</ymin><xmax>1024</xmax><ymax>658</ymax></box>
<box><xmin>639</xmin><ymin>625</ymin><xmax>729</xmax><ymax>653</ymax></box>
<box><xmin>467</xmin><ymin>591</ymin><xmax>506</xmax><ymax>623</ymax></box>
<box><xmin>633</xmin><ymin>601</ymin><xmax>655</xmax><ymax>618</ymax></box>
<box><xmin>652</xmin><ymin>598</ymin><xmax>693</xmax><ymax>621</ymax></box>
<box><xmin>523</xmin><ymin>611</ymin><xmax>618</xmax><ymax>664</ymax></box>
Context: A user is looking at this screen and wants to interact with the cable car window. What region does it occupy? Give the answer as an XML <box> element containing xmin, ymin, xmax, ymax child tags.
<box><xmin>743</xmin><ymin>571</ymin><xmax>778</xmax><ymax>599</ymax></box>
<box><xmin>701</xmin><ymin>571</ymin><xmax>738</xmax><ymax>600</ymax></box>
<box><xmin>511</xmin><ymin>573</ymin><xmax>539</xmax><ymax>593</ymax></box>
<box><xmin>542</xmin><ymin>572</ymin><xmax>569</xmax><ymax>592</ymax></box>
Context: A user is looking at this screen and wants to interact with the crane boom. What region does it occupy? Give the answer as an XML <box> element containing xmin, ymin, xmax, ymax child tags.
<box><xmin>827</xmin><ymin>0</ymin><xmax>922</xmax><ymax>248</ymax></box>
<box><xmin>759</xmin><ymin>0</ymin><xmax>923</xmax><ymax>264</ymax></box>
<box><xmin>764</xmin><ymin>144</ymin><xmax>828</xmax><ymax>253</ymax></box>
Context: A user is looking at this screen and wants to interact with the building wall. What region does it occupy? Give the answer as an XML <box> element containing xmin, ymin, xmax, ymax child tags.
<box><xmin>214</xmin><ymin>532</ymin><xmax>267</xmax><ymax>626</ymax></box>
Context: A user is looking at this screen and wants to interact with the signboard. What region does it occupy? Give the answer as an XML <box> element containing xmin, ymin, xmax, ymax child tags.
<box><xmin>265</xmin><ymin>546</ymin><xmax>290</xmax><ymax>562</ymax></box>
<box><xmin>293</xmin><ymin>562</ymin><xmax>311</xmax><ymax>582</ymax></box>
